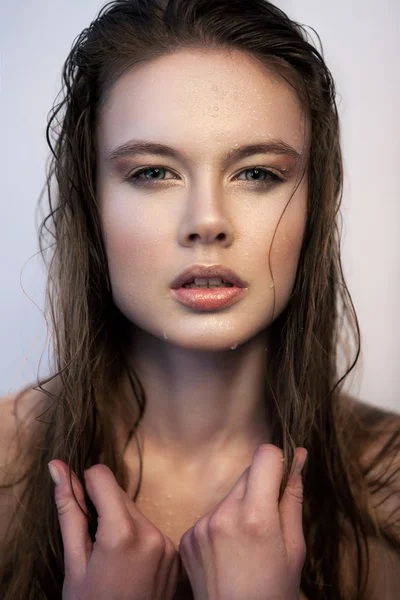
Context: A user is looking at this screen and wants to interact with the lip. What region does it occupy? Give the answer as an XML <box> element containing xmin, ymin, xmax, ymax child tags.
<box><xmin>171</xmin><ymin>264</ymin><xmax>248</xmax><ymax>289</ymax></box>
<box><xmin>171</xmin><ymin>286</ymin><xmax>247</xmax><ymax>311</ymax></box>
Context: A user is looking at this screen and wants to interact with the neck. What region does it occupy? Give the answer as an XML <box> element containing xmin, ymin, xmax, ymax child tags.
<box><xmin>118</xmin><ymin>326</ymin><xmax>273</xmax><ymax>466</ymax></box>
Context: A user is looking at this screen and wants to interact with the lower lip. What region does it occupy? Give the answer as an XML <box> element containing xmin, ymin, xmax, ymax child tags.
<box><xmin>171</xmin><ymin>286</ymin><xmax>247</xmax><ymax>311</ymax></box>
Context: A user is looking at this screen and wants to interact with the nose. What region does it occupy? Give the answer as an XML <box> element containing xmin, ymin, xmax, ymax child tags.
<box><xmin>177</xmin><ymin>182</ymin><xmax>235</xmax><ymax>248</ymax></box>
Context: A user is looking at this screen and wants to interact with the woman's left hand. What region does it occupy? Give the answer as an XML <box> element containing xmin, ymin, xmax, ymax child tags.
<box><xmin>178</xmin><ymin>444</ymin><xmax>307</xmax><ymax>600</ymax></box>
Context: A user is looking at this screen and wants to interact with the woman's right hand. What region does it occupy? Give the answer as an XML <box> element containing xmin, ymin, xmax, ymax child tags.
<box><xmin>48</xmin><ymin>459</ymin><xmax>181</xmax><ymax>600</ymax></box>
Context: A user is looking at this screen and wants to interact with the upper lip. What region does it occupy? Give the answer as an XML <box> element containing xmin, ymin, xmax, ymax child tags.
<box><xmin>171</xmin><ymin>264</ymin><xmax>248</xmax><ymax>289</ymax></box>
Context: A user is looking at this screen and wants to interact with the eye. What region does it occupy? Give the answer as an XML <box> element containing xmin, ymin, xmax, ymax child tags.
<box><xmin>125</xmin><ymin>166</ymin><xmax>176</xmax><ymax>185</ymax></box>
<box><xmin>125</xmin><ymin>165</ymin><xmax>285</xmax><ymax>186</ymax></box>
<box><xmin>234</xmin><ymin>167</ymin><xmax>284</xmax><ymax>184</ymax></box>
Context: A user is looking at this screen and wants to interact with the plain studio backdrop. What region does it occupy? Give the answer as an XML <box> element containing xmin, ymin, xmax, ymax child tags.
<box><xmin>0</xmin><ymin>1</ymin><xmax>399</xmax><ymax>412</ymax></box>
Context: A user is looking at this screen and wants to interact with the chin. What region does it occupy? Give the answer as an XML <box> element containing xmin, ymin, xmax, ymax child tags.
<box><xmin>156</xmin><ymin>326</ymin><xmax>255</xmax><ymax>353</ymax></box>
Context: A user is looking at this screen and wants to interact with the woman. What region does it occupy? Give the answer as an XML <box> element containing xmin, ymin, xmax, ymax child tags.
<box><xmin>0</xmin><ymin>0</ymin><xmax>399</xmax><ymax>598</ymax></box>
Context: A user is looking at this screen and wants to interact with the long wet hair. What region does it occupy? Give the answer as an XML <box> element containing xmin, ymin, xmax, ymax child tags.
<box><xmin>1</xmin><ymin>1</ymin><xmax>399</xmax><ymax>598</ymax></box>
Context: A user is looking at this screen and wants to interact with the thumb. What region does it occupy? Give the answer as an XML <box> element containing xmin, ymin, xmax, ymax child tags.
<box><xmin>279</xmin><ymin>448</ymin><xmax>307</xmax><ymax>565</ymax></box>
<box><xmin>48</xmin><ymin>459</ymin><xmax>93</xmax><ymax>582</ymax></box>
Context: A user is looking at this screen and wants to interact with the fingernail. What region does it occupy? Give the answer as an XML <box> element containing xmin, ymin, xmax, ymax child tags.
<box><xmin>295</xmin><ymin>449</ymin><xmax>308</xmax><ymax>475</ymax></box>
<box><xmin>48</xmin><ymin>462</ymin><xmax>62</xmax><ymax>486</ymax></box>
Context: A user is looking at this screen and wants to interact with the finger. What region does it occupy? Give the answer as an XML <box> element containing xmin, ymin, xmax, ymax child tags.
<box><xmin>118</xmin><ymin>485</ymin><xmax>164</xmax><ymax>533</ymax></box>
<box><xmin>220</xmin><ymin>465</ymin><xmax>251</xmax><ymax>503</ymax></box>
<box><xmin>243</xmin><ymin>444</ymin><xmax>284</xmax><ymax>511</ymax></box>
<box><xmin>83</xmin><ymin>464</ymin><xmax>140</xmax><ymax>547</ymax></box>
<box><xmin>48</xmin><ymin>459</ymin><xmax>92</xmax><ymax>582</ymax></box>
<box><xmin>279</xmin><ymin>448</ymin><xmax>307</xmax><ymax>562</ymax></box>
<box><xmin>193</xmin><ymin>466</ymin><xmax>251</xmax><ymax>519</ymax></box>
<box><xmin>161</xmin><ymin>536</ymin><xmax>181</xmax><ymax>600</ymax></box>
<box><xmin>164</xmin><ymin>554</ymin><xmax>180</xmax><ymax>600</ymax></box>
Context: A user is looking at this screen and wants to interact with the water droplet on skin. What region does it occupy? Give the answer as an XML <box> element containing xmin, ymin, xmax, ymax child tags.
<box><xmin>163</xmin><ymin>330</ymin><xmax>168</xmax><ymax>340</ymax></box>
<box><xmin>230</xmin><ymin>342</ymin><xmax>238</xmax><ymax>350</ymax></box>
<box><xmin>269</xmin><ymin>282</ymin><xmax>275</xmax><ymax>288</ymax></box>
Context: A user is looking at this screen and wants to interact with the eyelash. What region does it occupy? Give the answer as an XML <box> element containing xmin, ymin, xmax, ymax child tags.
<box><xmin>124</xmin><ymin>165</ymin><xmax>286</xmax><ymax>187</ymax></box>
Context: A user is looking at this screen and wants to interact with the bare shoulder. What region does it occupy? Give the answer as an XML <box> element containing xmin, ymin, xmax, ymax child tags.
<box><xmin>338</xmin><ymin>391</ymin><xmax>399</xmax><ymax>421</ymax></box>
<box><xmin>341</xmin><ymin>394</ymin><xmax>400</xmax><ymax>469</ymax></box>
<box><xmin>339</xmin><ymin>394</ymin><xmax>400</xmax><ymax>598</ymax></box>
<box><xmin>339</xmin><ymin>393</ymin><xmax>400</xmax><ymax>515</ymax></box>
<box><xmin>337</xmin><ymin>393</ymin><xmax>400</xmax><ymax>451</ymax></box>
<box><xmin>0</xmin><ymin>383</ymin><xmax>53</xmax><ymax>553</ymax></box>
<box><xmin>0</xmin><ymin>385</ymin><xmax>52</xmax><ymax>476</ymax></box>
<box><xmin>0</xmin><ymin>383</ymin><xmax>52</xmax><ymax>481</ymax></box>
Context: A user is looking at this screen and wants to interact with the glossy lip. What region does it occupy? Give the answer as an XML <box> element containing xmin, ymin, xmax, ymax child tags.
<box><xmin>171</xmin><ymin>264</ymin><xmax>248</xmax><ymax>289</ymax></box>
<box><xmin>171</xmin><ymin>286</ymin><xmax>247</xmax><ymax>311</ymax></box>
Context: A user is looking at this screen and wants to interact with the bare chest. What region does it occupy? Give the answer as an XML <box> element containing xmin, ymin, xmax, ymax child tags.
<box><xmin>127</xmin><ymin>468</ymin><xmax>310</xmax><ymax>600</ymax></box>
<box><xmin>123</xmin><ymin>442</ymin><xmax>247</xmax><ymax>549</ymax></box>
<box><xmin>133</xmin><ymin>483</ymin><xmax>218</xmax><ymax>599</ymax></box>
<box><xmin>135</xmin><ymin>491</ymin><xmax>310</xmax><ymax>600</ymax></box>
<box><xmin>124</xmin><ymin>450</ymin><xmax>245</xmax><ymax>599</ymax></box>
<box><xmin>134</xmin><ymin>490</ymin><xmax>208</xmax><ymax>549</ymax></box>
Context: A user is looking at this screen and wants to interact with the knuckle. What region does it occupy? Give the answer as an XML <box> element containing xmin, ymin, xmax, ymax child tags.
<box><xmin>84</xmin><ymin>463</ymin><xmax>111</xmax><ymax>480</ymax></box>
<box><xmin>207</xmin><ymin>511</ymin><xmax>231</xmax><ymax>538</ymax></box>
<box><xmin>98</xmin><ymin>518</ymin><xmax>136</xmax><ymax>551</ymax></box>
<box><xmin>256</xmin><ymin>443</ymin><xmax>283</xmax><ymax>460</ymax></box>
<box><xmin>54</xmin><ymin>473</ymin><xmax>86</xmax><ymax>517</ymax></box>
<box><xmin>286</xmin><ymin>480</ymin><xmax>304</xmax><ymax>504</ymax></box>
<box><xmin>54</xmin><ymin>494</ymin><xmax>71</xmax><ymax>517</ymax></box>
<box><xmin>240</xmin><ymin>510</ymin><xmax>265</xmax><ymax>536</ymax></box>
<box><xmin>144</xmin><ymin>529</ymin><xmax>166</xmax><ymax>554</ymax></box>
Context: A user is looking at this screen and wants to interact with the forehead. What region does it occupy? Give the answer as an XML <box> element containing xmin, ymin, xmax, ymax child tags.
<box><xmin>97</xmin><ymin>48</ymin><xmax>308</xmax><ymax>158</ymax></box>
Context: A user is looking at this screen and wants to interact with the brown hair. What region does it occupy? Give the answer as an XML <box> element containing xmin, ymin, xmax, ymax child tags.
<box><xmin>1</xmin><ymin>1</ymin><xmax>399</xmax><ymax>598</ymax></box>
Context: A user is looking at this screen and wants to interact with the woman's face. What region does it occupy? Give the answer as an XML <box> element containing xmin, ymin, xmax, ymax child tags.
<box><xmin>96</xmin><ymin>48</ymin><xmax>309</xmax><ymax>351</ymax></box>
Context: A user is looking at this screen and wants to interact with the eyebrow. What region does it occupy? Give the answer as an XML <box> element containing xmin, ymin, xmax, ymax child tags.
<box><xmin>105</xmin><ymin>138</ymin><xmax>302</xmax><ymax>168</ymax></box>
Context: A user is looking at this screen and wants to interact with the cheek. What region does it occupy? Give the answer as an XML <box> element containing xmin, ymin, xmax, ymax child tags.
<box><xmin>252</xmin><ymin>183</ymin><xmax>307</xmax><ymax>311</ymax></box>
<box><xmin>100</xmin><ymin>203</ymin><xmax>168</xmax><ymax>307</ymax></box>
<box><xmin>270</xmin><ymin>193</ymin><xmax>307</xmax><ymax>303</ymax></box>
<box><xmin>271</xmin><ymin>210</ymin><xmax>305</xmax><ymax>282</ymax></box>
